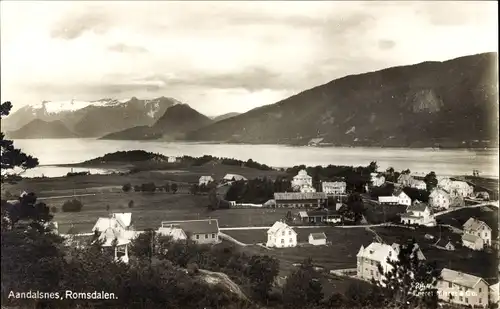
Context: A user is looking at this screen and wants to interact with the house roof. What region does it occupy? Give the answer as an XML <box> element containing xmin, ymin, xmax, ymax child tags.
<box><xmin>462</xmin><ymin>233</ymin><xmax>482</xmax><ymax>243</ymax></box>
<box><xmin>199</xmin><ymin>176</ymin><xmax>214</xmax><ymax>181</ymax></box>
<box><xmin>223</xmin><ymin>174</ymin><xmax>247</xmax><ymax>181</ymax></box>
<box><xmin>463</xmin><ymin>218</ymin><xmax>491</xmax><ymax>232</ymax></box>
<box><xmin>430</xmin><ymin>188</ymin><xmax>450</xmax><ymax>198</ymax></box>
<box><xmin>298</xmin><ymin>211</ymin><xmax>308</xmax><ymax>218</ymax></box>
<box><xmin>322</xmin><ymin>181</ymin><xmax>346</xmax><ymax>187</ymax></box>
<box><xmin>267</xmin><ymin>221</ymin><xmax>296</xmax><ymax>236</ymax></box>
<box><xmin>309</xmin><ymin>232</ymin><xmax>327</xmax><ymax>240</ymax></box>
<box><xmin>161</xmin><ymin>219</ymin><xmax>219</xmax><ymax>234</ymax></box>
<box><xmin>356</xmin><ymin>242</ymin><xmax>398</xmax><ymax>263</ymax></box>
<box><xmin>98</xmin><ymin>227</ymin><xmax>132</xmax><ymax>247</ymax></box>
<box><xmin>92</xmin><ymin>213</ymin><xmax>132</xmax><ymax>232</ymax></box>
<box><xmin>294</xmin><ymin>170</ymin><xmax>311</xmax><ymax>178</ymax></box>
<box><xmin>435</xmin><ymin>239</ymin><xmax>454</xmax><ymax>248</ymax></box>
<box><xmin>274</xmin><ymin>192</ymin><xmax>327</xmax><ymax>200</ymax></box>
<box><xmin>158</xmin><ymin>227</ymin><xmax>187</xmax><ymax>240</ymax></box>
<box><xmin>406</xmin><ymin>203</ymin><xmax>429</xmax><ymax>212</ymax></box>
<box><xmin>440</xmin><ymin>268</ymin><xmax>486</xmax><ymax>288</ymax></box>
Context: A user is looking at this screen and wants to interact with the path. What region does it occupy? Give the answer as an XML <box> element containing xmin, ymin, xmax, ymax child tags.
<box><xmin>434</xmin><ymin>201</ymin><xmax>498</xmax><ymax>217</ymax></box>
<box><xmin>218</xmin><ymin>232</ymin><xmax>247</xmax><ymax>246</ymax></box>
<box><xmin>7</xmin><ymin>193</ymin><xmax>97</xmax><ymax>203</ymax></box>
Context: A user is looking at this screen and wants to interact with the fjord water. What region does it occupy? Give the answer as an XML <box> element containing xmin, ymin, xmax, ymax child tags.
<box><xmin>13</xmin><ymin>138</ymin><xmax>499</xmax><ymax>178</ymax></box>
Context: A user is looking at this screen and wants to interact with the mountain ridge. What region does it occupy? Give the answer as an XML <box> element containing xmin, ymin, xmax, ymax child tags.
<box><xmin>184</xmin><ymin>52</ymin><xmax>499</xmax><ymax>148</ymax></box>
<box><xmin>6</xmin><ymin>119</ymin><xmax>77</xmax><ymax>139</ymax></box>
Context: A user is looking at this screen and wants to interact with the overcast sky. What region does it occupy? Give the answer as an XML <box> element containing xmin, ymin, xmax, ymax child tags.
<box><xmin>1</xmin><ymin>1</ymin><xmax>497</xmax><ymax>116</ymax></box>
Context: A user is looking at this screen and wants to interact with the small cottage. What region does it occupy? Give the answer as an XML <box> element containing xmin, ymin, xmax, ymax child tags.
<box><xmin>435</xmin><ymin>239</ymin><xmax>455</xmax><ymax>251</ymax></box>
<box><xmin>308</xmin><ymin>232</ymin><xmax>327</xmax><ymax>246</ymax></box>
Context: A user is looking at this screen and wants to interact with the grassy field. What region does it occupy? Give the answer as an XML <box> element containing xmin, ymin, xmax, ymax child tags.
<box><xmin>3</xmin><ymin>164</ymin><xmax>286</xmax><ymax>195</ymax></box>
<box><xmin>229</xmin><ymin>227</ymin><xmax>374</xmax><ymax>271</ymax></box>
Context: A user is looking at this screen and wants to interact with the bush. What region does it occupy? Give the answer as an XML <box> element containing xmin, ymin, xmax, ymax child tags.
<box><xmin>50</xmin><ymin>206</ymin><xmax>58</xmax><ymax>213</ymax></box>
<box><xmin>141</xmin><ymin>182</ymin><xmax>156</xmax><ymax>192</ymax></box>
<box><xmin>133</xmin><ymin>185</ymin><xmax>141</xmax><ymax>192</ymax></box>
<box><xmin>122</xmin><ymin>183</ymin><xmax>132</xmax><ymax>192</ymax></box>
<box><xmin>62</xmin><ymin>199</ymin><xmax>83</xmax><ymax>212</ymax></box>
<box><xmin>128</xmin><ymin>200</ymin><xmax>134</xmax><ymax>208</ymax></box>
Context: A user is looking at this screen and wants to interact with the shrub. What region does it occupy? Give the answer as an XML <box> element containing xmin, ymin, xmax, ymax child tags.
<box><xmin>141</xmin><ymin>182</ymin><xmax>156</xmax><ymax>192</ymax></box>
<box><xmin>128</xmin><ymin>200</ymin><xmax>134</xmax><ymax>208</ymax></box>
<box><xmin>133</xmin><ymin>185</ymin><xmax>141</xmax><ymax>192</ymax></box>
<box><xmin>62</xmin><ymin>199</ymin><xmax>83</xmax><ymax>212</ymax></box>
<box><xmin>50</xmin><ymin>206</ymin><xmax>58</xmax><ymax>213</ymax></box>
<box><xmin>122</xmin><ymin>183</ymin><xmax>132</xmax><ymax>192</ymax></box>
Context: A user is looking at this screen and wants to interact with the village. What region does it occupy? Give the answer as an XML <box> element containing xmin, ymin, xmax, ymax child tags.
<box><xmin>39</xmin><ymin>164</ymin><xmax>500</xmax><ymax>309</ymax></box>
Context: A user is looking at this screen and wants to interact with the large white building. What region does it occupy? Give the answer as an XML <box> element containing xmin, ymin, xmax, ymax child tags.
<box><xmin>357</xmin><ymin>242</ymin><xmax>425</xmax><ymax>283</ymax></box>
<box><xmin>438</xmin><ymin>178</ymin><xmax>473</xmax><ymax>198</ymax></box>
<box><xmin>266</xmin><ymin>221</ymin><xmax>297</xmax><ymax>248</ymax></box>
<box><xmin>429</xmin><ymin>188</ymin><xmax>451</xmax><ymax>209</ymax></box>
<box><xmin>321</xmin><ymin>181</ymin><xmax>347</xmax><ymax>195</ymax></box>
<box><xmin>438</xmin><ymin>268</ymin><xmax>490</xmax><ymax>307</ymax></box>
<box><xmin>291</xmin><ymin>170</ymin><xmax>313</xmax><ymax>190</ymax></box>
<box><xmin>159</xmin><ymin>219</ymin><xmax>220</xmax><ymax>245</ymax></box>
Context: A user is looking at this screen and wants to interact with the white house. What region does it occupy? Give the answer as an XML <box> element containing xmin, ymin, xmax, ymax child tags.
<box><xmin>438</xmin><ymin>178</ymin><xmax>473</xmax><ymax>198</ymax></box>
<box><xmin>199</xmin><ymin>176</ymin><xmax>214</xmax><ymax>186</ymax></box>
<box><xmin>168</xmin><ymin>156</ymin><xmax>177</xmax><ymax>163</ymax></box>
<box><xmin>92</xmin><ymin>213</ymin><xmax>135</xmax><ymax>264</ymax></box>
<box><xmin>462</xmin><ymin>234</ymin><xmax>484</xmax><ymax>251</ymax></box>
<box><xmin>266</xmin><ymin>221</ymin><xmax>297</xmax><ymax>248</ymax></box>
<box><xmin>429</xmin><ymin>188</ymin><xmax>451</xmax><ymax>209</ymax></box>
<box><xmin>378</xmin><ymin>189</ymin><xmax>411</xmax><ymax>206</ymax></box>
<box><xmin>370</xmin><ymin>173</ymin><xmax>386</xmax><ymax>187</ymax></box>
<box><xmin>438</xmin><ymin>268</ymin><xmax>489</xmax><ymax>307</ymax></box>
<box><xmin>400</xmin><ymin>202</ymin><xmax>435</xmax><ymax>226</ymax></box>
<box><xmin>397</xmin><ymin>174</ymin><xmax>413</xmax><ymax>187</ymax></box>
<box><xmin>462</xmin><ymin>218</ymin><xmax>492</xmax><ymax>249</ymax></box>
<box><xmin>159</xmin><ymin>219</ymin><xmax>220</xmax><ymax>244</ymax></box>
<box><xmin>308</xmin><ymin>232</ymin><xmax>327</xmax><ymax>246</ymax></box>
<box><xmin>223</xmin><ymin>174</ymin><xmax>247</xmax><ymax>182</ymax></box>
<box><xmin>435</xmin><ymin>239</ymin><xmax>456</xmax><ymax>251</ymax></box>
<box><xmin>321</xmin><ymin>181</ymin><xmax>347</xmax><ymax>195</ymax></box>
<box><xmin>291</xmin><ymin>170</ymin><xmax>313</xmax><ymax>190</ymax></box>
<box><xmin>357</xmin><ymin>242</ymin><xmax>426</xmax><ymax>283</ymax></box>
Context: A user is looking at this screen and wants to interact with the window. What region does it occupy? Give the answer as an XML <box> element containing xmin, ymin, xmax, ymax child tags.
<box><xmin>479</xmin><ymin>288</ymin><xmax>482</xmax><ymax>293</ymax></box>
<box><xmin>282</xmin><ymin>231</ymin><xmax>285</xmax><ymax>236</ymax></box>
<box><xmin>289</xmin><ymin>231</ymin><xmax>292</xmax><ymax>235</ymax></box>
<box><xmin>459</xmin><ymin>287</ymin><xmax>462</xmax><ymax>291</ymax></box>
<box><xmin>205</xmin><ymin>234</ymin><xmax>208</xmax><ymax>239</ymax></box>
<box><xmin>479</xmin><ymin>298</ymin><xmax>482</xmax><ymax>304</ymax></box>
<box><xmin>370</xmin><ymin>270</ymin><xmax>373</xmax><ymax>276</ymax></box>
<box><xmin>459</xmin><ymin>296</ymin><xmax>463</xmax><ymax>301</ymax></box>
<box><xmin>465</xmin><ymin>298</ymin><xmax>468</xmax><ymax>304</ymax></box>
<box><xmin>196</xmin><ymin>235</ymin><xmax>200</xmax><ymax>240</ymax></box>
<box><xmin>448</xmin><ymin>282</ymin><xmax>452</xmax><ymax>288</ymax></box>
<box><xmin>281</xmin><ymin>239</ymin><xmax>284</xmax><ymax>244</ymax></box>
<box><xmin>211</xmin><ymin>233</ymin><xmax>215</xmax><ymax>238</ymax></box>
<box><xmin>289</xmin><ymin>238</ymin><xmax>292</xmax><ymax>243</ymax></box>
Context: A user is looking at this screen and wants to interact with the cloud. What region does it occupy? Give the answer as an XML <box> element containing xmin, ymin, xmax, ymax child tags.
<box><xmin>50</xmin><ymin>9</ymin><xmax>110</xmax><ymax>40</ymax></box>
<box><xmin>378</xmin><ymin>39</ymin><xmax>396</xmax><ymax>50</ymax></box>
<box><xmin>108</xmin><ymin>43</ymin><xmax>148</xmax><ymax>53</ymax></box>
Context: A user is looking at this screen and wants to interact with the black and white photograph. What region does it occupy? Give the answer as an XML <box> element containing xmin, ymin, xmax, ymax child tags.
<box><xmin>0</xmin><ymin>1</ymin><xmax>498</xmax><ymax>309</ymax></box>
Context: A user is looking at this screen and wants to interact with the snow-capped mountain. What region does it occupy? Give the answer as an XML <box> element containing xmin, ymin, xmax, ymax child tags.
<box><xmin>2</xmin><ymin>96</ymin><xmax>180</xmax><ymax>138</ymax></box>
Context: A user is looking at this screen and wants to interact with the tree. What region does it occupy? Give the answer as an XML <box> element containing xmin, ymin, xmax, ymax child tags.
<box><xmin>1</xmin><ymin>101</ymin><xmax>39</xmax><ymax>183</ymax></box>
<box><xmin>171</xmin><ymin>183</ymin><xmax>178</xmax><ymax>194</ymax></box>
<box><xmin>50</xmin><ymin>206</ymin><xmax>58</xmax><ymax>213</ymax></box>
<box><xmin>190</xmin><ymin>184</ymin><xmax>199</xmax><ymax>195</ymax></box>
<box><xmin>402</xmin><ymin>169</ymin><xmax>411</xmax><ymax>175</ymax></box>
<box><xmin>128</xmin><ymin>200</ymin><xmax>134</xmax><ymax>208</ymax></box>
<box><xmin>245</xmin><ymin>255</ymin><xmax>279</xmax><ymax>300</ymax></box>
<box><xmin>282</xmin><ymin>258</ymin><xmax>323</xmax><ymax>309</ymax></box>
<box><xmin>285</xmin><ymin>210</ymin><xmax>293</xmax><ymax>223</ymax></box>
<box><xmin>62</xmin><ymin>199</ymin><xmax>83</xmax><ymax>212</ymax></box>
<box><xmin>130</xmin><ymin>229</ymin><xmax>156</xmax><ymax>262</ymax></box>
<box><xmin>208</xmin><ymin>189</ymin><xmax>221</xmax><ymax>210</ymax></box>
<box><xmin>133</xmin><ymin>185</ymin><xmax>141</xmax><ymax>192</ymax></box>
<box><xmin>424</xmin><ymin>171</ymin><xmax>438</xmax><ymax>192</ymax></box>
<box><xmin>164</xmin><ymin>183</ymin><xmax>171</xmax><ymax>193</ymax></box>
<box><xmin>106</xmin><ymin>204</ymin><xmax>110</xmax><ymax>212</ymax></box>
<box><xmin>141</xmin><ymin>182</ymin><xmax>156</xmax><ymax>192</ymax></box>
<box><xmin>376</xmin><ymin>238</ymin><xmax>441</xmax><ymax>309</ymax></box>
<box><xmin>368</xmin><ymin>161</ymin><xmax>378</xmax><ymax>173</ymax></box>
<box><xmin>346</xmin><ymin>193</ymin><xmax>365</xmax><ymax>223</ymax></box>
<box><xmin>122</xmin><ymin>183</ymin><xmax>132</xmax><ymax>192</ymax></box>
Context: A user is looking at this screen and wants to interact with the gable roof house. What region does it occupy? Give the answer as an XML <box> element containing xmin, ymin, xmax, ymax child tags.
<box><xmin>378</xmin><ymin>189</ymin><xmax>411</xmax><ymax>206</ymax></box>
<box><xmin>223</xmin><ymin>174</ymin><xmax>247</xmax><ymax>182</ymax></box>
<box><xmin>462</xmin><ymin>218</ymin><xmax>492</xmax><ymax>249</ymax></box>
<box><xmin>92</xmin><ymin>213</ymin><xmax>135</xmax><ymax>264</ymax></box>
<box><xmin>159</xmin><ymin>219</ymin><xmax>220</xmax><ymax>244</ymax></box>
<box><xmin>400</xmin><ymin>202</ymin><xmax>435</xmax><ymax>226</ymax></box>
<box><xmin>266</xmin><ymin>221</ymin><xmax>297</xmax><ymax>248</ymax></box>
<box><xmin>434</xmin><ymin>239</ymin><xmax>456</xmax><ymax>251</ymax></box>
<box><xmin>438</xmin><ymin>268</ymin><xmax>490</xmax><ymax>307</ymax></box>
<box><xmin>370</xmin><ymin>173</ymin><xmax>386</xmax><ymax>187</ymax></box>
<box><xmin>429</xmin><ymin>188</ymin><xmax>451</xmax><ymax>209</ymax></box>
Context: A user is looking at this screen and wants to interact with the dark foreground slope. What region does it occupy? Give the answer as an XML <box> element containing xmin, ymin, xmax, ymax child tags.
<box><xmin>185</xmin><ymin>52</ymin><xmax>498</xmax><ymax>148</ymax></box>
